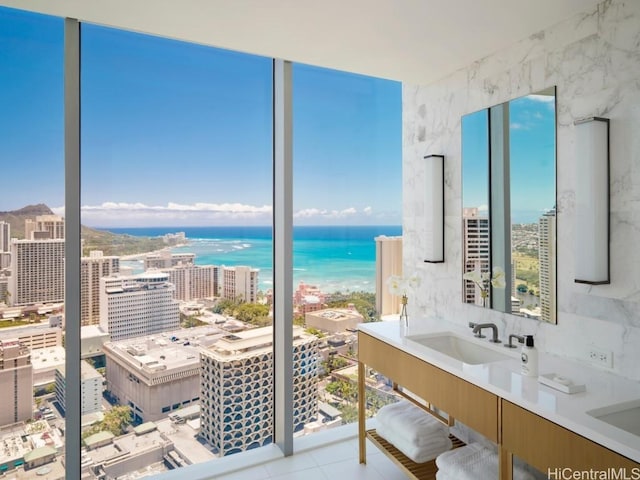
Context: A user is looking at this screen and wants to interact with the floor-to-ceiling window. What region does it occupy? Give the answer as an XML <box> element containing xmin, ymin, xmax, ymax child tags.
<box><xmin>80</xmin><ymin>23</ymin><xmax>275</xmax><ymax>473</ymax></box>
<box><xmin>0</xmin><ymin>7</ymin><xmax>401</xmax><ymax>477</ymax></box>
<box><xmin>292</xmin><ymin>64</ymin><xmax>402</xmax><ymax>434</ymax></box>
<box><xmin>0</xmin><ymin>7</ymin><xmax>66</xmax><ymax>478</ymax></box>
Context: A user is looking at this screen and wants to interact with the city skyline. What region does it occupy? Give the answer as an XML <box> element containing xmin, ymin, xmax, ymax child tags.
<box><xmin>0</xmin><ymin>8</ymin><xmax>402</xmax><ymax>228</ymax></box>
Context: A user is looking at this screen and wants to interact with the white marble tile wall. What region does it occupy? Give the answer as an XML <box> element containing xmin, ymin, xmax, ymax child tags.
<box><xmin>402</xmin><ymin>0</ymin><xmax>640</xmax><ymax>381</ymax></box>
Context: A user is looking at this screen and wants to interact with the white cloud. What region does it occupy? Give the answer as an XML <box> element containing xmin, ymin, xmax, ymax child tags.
<box><xmin>294</xmin><ymin>206</ymin><xmax>359</xmax><ymax>219</ymax></box>
<box><xmin>52</xmin><ymin>202</ymin><xmax>395</xmax><ymax>227</ymax></box>
<box><xmin>527</xmin><ymin>94</ymin><xmax>555</xmax><ymax>103</ymax></box>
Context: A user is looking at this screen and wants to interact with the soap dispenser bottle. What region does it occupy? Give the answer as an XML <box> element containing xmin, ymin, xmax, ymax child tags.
<box><xmin>521</xmin><ymin>335</ymin><xmax>538</xmax><ymax>377</ymax></box>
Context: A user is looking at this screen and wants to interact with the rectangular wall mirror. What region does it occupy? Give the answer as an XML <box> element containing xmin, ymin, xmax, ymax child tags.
<box><xmin>462</xmin><ymin>87</ymin><xmax>557</xmax><ymax>324</ymax></box>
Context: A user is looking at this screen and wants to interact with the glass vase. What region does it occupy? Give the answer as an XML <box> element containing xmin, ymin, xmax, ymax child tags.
<box><xmin>399</xmin><ymin>294</ymin><xmax>408</xmax><ymax>336</ymax></box>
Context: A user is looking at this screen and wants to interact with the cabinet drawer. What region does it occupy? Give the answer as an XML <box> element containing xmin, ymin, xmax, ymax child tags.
<box><xmin>501</xmin><ymin>400</ymin><xmax>640</xmax><ymax>471</ymax></box>
<box><xmin>359</xmin><ymin>332</ymin><xmax>498</xmax><ymax>441</ymax></box>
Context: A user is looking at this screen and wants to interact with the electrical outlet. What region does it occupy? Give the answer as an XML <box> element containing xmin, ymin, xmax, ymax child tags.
<box><xmin>588</xmin><ymin>346</ymin><xmax>613</xmax><ymax>368</ymax></box>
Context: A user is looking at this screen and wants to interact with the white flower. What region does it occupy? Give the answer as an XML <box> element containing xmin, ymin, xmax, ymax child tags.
<box><xmin>464</xmin><ymin>267</ymin><xmax>506</xmax><ymax>290</ymax></box>
<box><xmin>463</xmin><ymin>269</ymin><xmax>483</xmax><ymax>285</ymax></box>
<box><xmin>491</xmin><ymin>266</ymin><xmax>506</xmax><ymax>289</ymax></box>
<box><xmin>386</xmin><ymin>273</ymin><xmax>421</xmax><ymax>296</ymax></box>
<box><xmin>386</xmin><ymin>275</ymin><xmax>404</xmax><ymax>296</ymax></box>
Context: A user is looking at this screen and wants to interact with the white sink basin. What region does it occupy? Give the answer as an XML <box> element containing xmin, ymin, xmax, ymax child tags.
<box><xmin>586</xmin><ymin>399</ymin><xmax>640</xmax><ymax>436</ymax></box>
<box><xmin>405</xmin><ymin>331</ymin><xmax>515</xmax><ymax>365</ymax></box>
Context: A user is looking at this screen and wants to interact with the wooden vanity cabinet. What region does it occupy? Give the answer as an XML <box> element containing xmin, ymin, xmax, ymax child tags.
<box><xmin>501</xmin><ymin>400</ymin><xmax>640</xmax><ymax>473</ymax></box>
<box><xmin>358</xmin><ymin>331</ymin><xmax>640</xmax><ymax>479</ymax></box>
<box><xmin>358</xmin><ymin>331</ymin><xmax>498</xmax><ymax>442</ymax></box>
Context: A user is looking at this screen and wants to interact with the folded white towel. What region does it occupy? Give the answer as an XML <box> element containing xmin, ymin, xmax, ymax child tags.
<box><xmin>435</xmin><ymin>472</ymin><xmax>452</xmax><ymax>480</ymax></box>
<box><xmin>376</xmin><ymin>401</ymin><xmax>447</xmax><ymax>446</ymax></box>
<box><xmin>436</xmin><ymin>443</ymin><xmax>535</xmax><ymax>480</ymax></box>
<box><xmin>377</xmin><ymin>422</ymin><xmax>452</xmax><ymax>464</ymax></box>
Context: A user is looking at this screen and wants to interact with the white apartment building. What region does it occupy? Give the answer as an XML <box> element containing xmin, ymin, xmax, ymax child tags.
<box><xmin>539</xmin><ymin>210</ymin><xmax>557</xmax><ymax>324</ymax></box>
<box><xmin>0</xmin><ymin>339</ymin><xmax>33</xmax><ymax>426</ymax></box>
<box><xmin>462</xmin><ymin>207</ymin><xmax>490</xmax><ymax>305</ymax></box>
<box><xmin>24</xmin><ymin>214</ymin><xmax>65</xmax><ymax>240</ymax></box>
<box><xmin>144</xmin><ymin>252</ymin><xmax>195</xmax><ymax>270</ymax></box>
<box><xmin>199</xmin><ymin>326</ymin><xmax>319</xmax><ymax>456</ymax></box>
<box><xmin>374</xmin><ymin>235</ymin><xmax>403</xmax><ymax>317</ymax></box>
<box><xmin>160</xmin><ymin>264</ymin><xmax>219</xmax><ymax>301</ymax></box>
<box><xmin>55</xmin><ymin>361</ymin><xmax>103</xmax><ymax>416</ymax></box>
<box><xmin>221</xmin><ymin>266</ymin><xmax>258</xmax><ymax>303</ymax></box>
<box><xmin>103</xmin><ymin>326</ymin><xmax>222</xmax><ymax>422</ymax></box>
<box><xmin>81</xmin><ymin>251</ymin><xmax>120</xmax><ymax>326</ymax></box>
<box><xmin>9</xmin><ymin>239</ymin><xmax>65</xmax><ymax>306</ymax></box>
<box><xmin>99</xmin><ymin>272</ymin><xmax>180</xmax><ymax>342</ymax></box>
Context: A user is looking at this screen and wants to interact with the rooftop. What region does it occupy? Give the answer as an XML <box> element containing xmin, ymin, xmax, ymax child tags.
<box><xmin>104</xmin><ymin>325</ymin><xmax>224</xmax><ymax>374</ymax></box>
<box><xmin>203</xmin><ymin>325</ymin><xmax>313</xmax><ymax>359</ymax></box>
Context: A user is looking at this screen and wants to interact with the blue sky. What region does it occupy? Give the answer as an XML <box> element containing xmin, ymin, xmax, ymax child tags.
<box><xmin>0</xmin><ymin>7</ymin><xmax>402</xmax><ymax>227</ymax></box>
<box><xmin>462</xmin><ymin>93</ymin><xmax>556</xmax><ymax>224</ymax></box>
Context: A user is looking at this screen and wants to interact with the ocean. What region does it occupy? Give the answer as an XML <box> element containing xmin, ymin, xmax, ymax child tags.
<box><xmin>108</xmin><ymin>225</ymin><xmax>402</xmax><ymax>293</ymax></box>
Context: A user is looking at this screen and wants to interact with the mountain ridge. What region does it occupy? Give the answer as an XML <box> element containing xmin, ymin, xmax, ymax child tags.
<box><xmin>0</xmin><ymin>204</ymin><xmax>168</xmax><ymax>256</ymax></box>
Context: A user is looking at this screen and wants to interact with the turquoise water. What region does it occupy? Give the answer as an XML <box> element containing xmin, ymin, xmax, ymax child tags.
<box><xmin>108</xmin><ymin>225</ymin><xmax>401</xmax><ymax>293</ymax></box>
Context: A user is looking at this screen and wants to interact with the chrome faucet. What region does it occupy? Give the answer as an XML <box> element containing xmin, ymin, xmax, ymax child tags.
<box><xmin>504</xmin><ymin>334</ymin><xmax>524</xmax><ymax>349</ymax></box>
<box><xmin>468</xmin><ymin>322</ymin><xmax>501</xmax><ymax>343</ymax></box>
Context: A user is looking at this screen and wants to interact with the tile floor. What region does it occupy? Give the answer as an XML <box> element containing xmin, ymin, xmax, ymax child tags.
<box><xmin>213</xmin><ymin>436</ymin><xmax>408</xmax><ymax>480</ymax></box>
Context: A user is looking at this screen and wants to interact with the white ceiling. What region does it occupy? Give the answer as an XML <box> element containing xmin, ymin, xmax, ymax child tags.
<box><xmin>0</xmin><ymin>0</ymin><xmax>601</xmax><ymax>84</ymax></box>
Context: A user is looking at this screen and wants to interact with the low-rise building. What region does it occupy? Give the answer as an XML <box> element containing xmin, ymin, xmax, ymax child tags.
<box><xmin>55</xmin><ymin>361</ymin><xmax>103</xmax><ymax>416</ymax></box>
<box><xmin>305</xmin><ymin>308</ymin><xmax>363</xmax><ymax>334</ymax></box>
<box><xmin>81</xmin><ymin>325</ymin><xmax>110</xmax><ymax>359</ymax></box>
<box><xmin>0</xmin><ymin>324</ymin><xmax>62</xmax><ymax>351</ymax></box>
<box><xmin>103</xmin><ymin>326</ymin><xmax>222</xmax><ymax>423</ymax></box>
<box><xmin>30</xmin><ymin>346</ymin><xmax>65</xmax><ymax>388</ymax></box>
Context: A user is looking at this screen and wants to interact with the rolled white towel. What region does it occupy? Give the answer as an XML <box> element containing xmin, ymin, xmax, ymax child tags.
<box><xmin>377</xmin><ymin>421</ymin><xmax>452</xmax><ymax>464</ymax></box>
<box><xmin>436</xmin><ymin>443</ymin><xmax>535</xmax><ymax>480</ymax></box>
<box><xmin>376</xmin><ymin>401</ymin><xmax>447</xmax><ymax>446</ymax></box>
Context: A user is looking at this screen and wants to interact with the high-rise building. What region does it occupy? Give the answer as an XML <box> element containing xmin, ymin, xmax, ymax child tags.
<box><xmin>144</xmin><ymin>252</ymin><xmax>195</xmax><ymax>270</ymax></box>
<box><xmin>462</xmin><ymin>207</ymin><xmax>490</xmax><ymax>305</ymax></box>
<box><xmin>55</xmin><ymin>361</ymin><xmax>103</xmax><ymax>416</ymax></box>
<box><xmin>0</xmin><ymin>222</ymin><xmax>10</xmax><ymax>270</ymax></box>
<box><xmin>222</xmin><ymin>266</ymin><xmax>259</xmax><ymax>303</ymax></box>
<box><xmin>9</xmin><ymin>239</ymin><xmax>65</xmax><ymax>306</ymax></box>
<box><xmin>81</xmin><ymin>251</ymin><xmax>120</xmax><ymax>326</ymax></box>
<box><xmin>99</xmin><ymin>272</ymin><xmax>180</xmax><ymax>342</ymax></box>
<box><xmin>200</xmin><ymin>326</ymin><xmax>319</xmax><ymax>456</ymax></box>
<box><xmin>375</xmin><ymin>235</ymin><xmax>403</xmax><ymax>317</ymax></box>
<box><xmin>25</xmin><ymin>214</ymin><xmax>65</xmax><ymax>240</ymax></box>
<box><xmin>538</xmin><ymin>209</ymin><xmax>557</xmax><ymax>323</ymax></box>
<box><xmin>160</xmin><ymin>264</ymin><xmax>219</xmax><ymax>301</ymax></box>
<box><xmin>0</xmin><ymin>339</ymin><xmax>33</xmax><ymax>426</ymax></box>
<box><xmin>0</xmin><ymin>221</ymin><xmax>10</xmax><ymax>252</ymax></box>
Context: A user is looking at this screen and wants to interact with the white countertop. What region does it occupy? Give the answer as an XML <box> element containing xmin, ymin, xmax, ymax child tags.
<box><xmin>358</xmin><ymin>319</ymin><xmax>640</xmax><ymax>463</ymax></box>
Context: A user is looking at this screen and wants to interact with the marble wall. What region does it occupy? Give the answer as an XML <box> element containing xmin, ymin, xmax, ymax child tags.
<box><xmin>403</xmin><ymin>0</ymin><xmax>640</xmax><ymax>381</ymax></box>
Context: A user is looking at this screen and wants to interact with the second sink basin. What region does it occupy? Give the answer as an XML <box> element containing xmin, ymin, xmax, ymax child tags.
<box><xmin>586</xmin><ymin>399</ymin><xmax>640</xmax><ymax>437</ymax></box>
<box><xmin>405</xmin><ymin>331</ymin><xmax>515</xmax><ymax>365</ymax></box>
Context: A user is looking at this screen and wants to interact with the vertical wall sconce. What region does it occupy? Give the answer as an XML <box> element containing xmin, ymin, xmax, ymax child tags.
<box><xmin>574</xmin><ymin>117</ymin><xmax>610</xmax><ymax>284</ymax></box>
<box><xmin>424</xmin><ymin>154</ymin><xmax>445</xmax><ymax>263</ymax></box>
